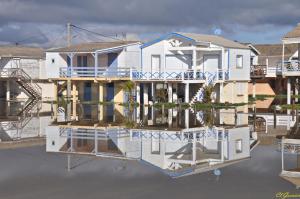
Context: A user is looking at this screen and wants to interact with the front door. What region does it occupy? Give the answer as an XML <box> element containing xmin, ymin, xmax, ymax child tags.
<box><xmin>151</xmin><ymin>55</ymin><xmax>161</xmax><ymax>73</ymax></box>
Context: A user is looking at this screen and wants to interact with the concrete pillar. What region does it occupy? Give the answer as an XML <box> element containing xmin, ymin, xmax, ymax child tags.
<box><xmin>143</xmin><ymin>83</ymin><xmax>149</xmax><ymax>105</ymax></box>
<box><xmin>295</xmin><ymin>78</ymin><xmax>299</xmax><ymax>103</ymax></box>
<box><xmin>252</xmin><ymin>80</ymin><xmax>256</xmax><ymax>98</ymax></box>
<box><xmin>67</xmin><ymin>79</ymin><xmax>71</xmax><ymax>121</ymax></box>
<box><xmin>136</xmin><ymin>83</ymin><xmax>140</xmax><ymax>105</ymax></box>
<box><xmin>53</xmin><ymin>82</ymin><xmax>58</xmax><ymax>120</ymax></box>
<box><xmin>173</xmin><ymin>83</ymin><xmax>178</xmax><ymax>103</ymax></box>
<box><xmin>151</xmin><ymin>82</ymin><xmax>156</xmax><ymax>103</ymax></box>
<box><xmin>219</xmin><ymin>83</ymin><xmax>224</xmax><ymax>103</ymax></box>
<box><xmin>185</xmin><ymin>83</ymin><xmax>190</xmax><ymax>103</ymax></box>
<box><xmin>168</xmin><ymin>109</ymin><xmax>173</xmax><ymax>128</ymax></box>
<box><xmin>287</xmin><ymin>78</ymin><xmax>291</xmax><ymax>105</ymax></box>
<box><xmin>6</xmin><ymin>80</ymin><xmax>10</xmax><ymax>101</ymax></box>
<box><xmin>72</xmin><ymin>82</ymin><xmax>77</xmax><ymax>120</ymax></box>
<box><xmin>185</xmin><ymin>109</ymin><xmax>189</xmax><ymax>128</ymax></box>
<box><xmin>98</xmin><ymin>83</ymin><xmax>104</xmax><ymax>121</ymax></box>
<box><xmin>168</xmin><ymin>83</ymin><xmax>173</xmax><ymax>103</ymax></box>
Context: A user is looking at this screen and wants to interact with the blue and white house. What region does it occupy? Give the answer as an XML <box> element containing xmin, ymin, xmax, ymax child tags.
<box><xmin>136</xmin><ymin>32</ymin><xmax>251</xmax><ymax>104</ymax></box>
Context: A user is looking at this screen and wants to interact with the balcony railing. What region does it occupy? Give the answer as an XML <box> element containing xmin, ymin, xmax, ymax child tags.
<box><xmin>59</xmin><ymin>67</ymin><xmax>131</xmax><ymax>78</ymax></box>
<box><xmin>282</xmin><ymin>61</ymin><xmax>300</xmax><ymax>74</ymax></box>
<box><xmin>59</xmin><ymin>67</ymin><xmax>229</xmax><ymax>82</ymax></box>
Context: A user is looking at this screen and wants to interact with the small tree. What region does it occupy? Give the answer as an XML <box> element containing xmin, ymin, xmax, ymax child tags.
<box><xmin>203</xmin><ymin>85</ymin><xmax>214</xmax><ymax>103</ymax></box>
<box><xmin>121</xmin><ymin>80</ymin><xmax>135</xmax><ymax>104</ymax></box>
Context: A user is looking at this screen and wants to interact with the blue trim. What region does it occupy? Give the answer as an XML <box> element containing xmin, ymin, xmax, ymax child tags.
<box><xmin>141</xmin><ymin>32</ymin><xmax>195</xmax><ymax>49</ymax></box>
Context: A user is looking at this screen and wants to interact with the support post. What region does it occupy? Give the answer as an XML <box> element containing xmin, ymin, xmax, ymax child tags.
<box><xmin>67</xmin><ymin>79</ymin><xmax>71</xmax><ymax>121</ymax></box>
<box><xmin>53</xmin><ymin>81</ymin><xmax>58</xmax><ymax>120</ymax></box>
<box><xmin>173</xmin><ymin>83</ymin><xmax>178</xmax><ymax>103</ymax></box>
<box><xmin>94</xmin><ymin>52</ymin><xmax>98</xmax><ymax>77</ymax></box>
<box><xmin>6</xmin><ymin>80</ymin><xmax>10</xmax><ymax>101</ymax></box>
<box><xmin>219</xmin><ymin>83</ymin><xmax>224</xmax><ymax>103</ymax></box>
<box><xmin>72</xmin><ymin>82</ymin><xmax>77</xmax><ymax>120</ymax></box>
<box><xmin>282</xmin><ymin>43</ymin><xmax>285</xmax><ymax>72</ymax></box>
<box><xmin>281</xmin><ymin>138</ymin><xmax>284</xmax><ymax>172</ymax></box>
<box><xmin>296</xmin><ymin>78</ymin><xmax>299</xmax><ymax>103</ymax></box>
<box><xmin>136</xmin><ymin>83</ymin><xmax>140</xmax><ymax>105</ymax></box>
<box><xmin>252</xmin><ymin>80</ymin><xmax>256</xmax><ymax>98</ymax></box>
<box><xmin>143</xmin><ymin>84</ymin><xmax>149</xmax><ymax>105</ymax></box>
<box><xmin>185</xmin><ymin>83</ymin><xmax>189</xmax><ymax>103</ymax></box>
<box><xmin>168</xmin><ymin>83</ymin><xmax>173</xmax><ymax>103</ymax></box>
<box><xmin>151</xmin><ymin>82</ymin><xmax>156</xmax><ymax>104</ymax></box>
<box><xmin>287</xmin><ymin>78</ymin><xmax>291</xmax><ymax>105</ymax></box>
<box><xmin>98</xmin><ymin>83</ymin><xmax>104</xmax><ymax>121</ymax></box>
<box><xmin>193</xmin><ymin>49</ymin><xmax>197</xmax><ymax>78</ymax></box>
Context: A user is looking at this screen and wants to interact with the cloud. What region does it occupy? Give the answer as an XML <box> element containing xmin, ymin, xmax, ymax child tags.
<box><xmin>0</xmin><ymin>0</ymin><xmax>299</xmax><ymax>45</ymax></box>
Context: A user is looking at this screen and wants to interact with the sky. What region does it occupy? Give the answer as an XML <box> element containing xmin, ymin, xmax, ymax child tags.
<box><xmin>0</xmin><ymin>0</ymin><xmax>300</xmax><ymax>47</ymax></box>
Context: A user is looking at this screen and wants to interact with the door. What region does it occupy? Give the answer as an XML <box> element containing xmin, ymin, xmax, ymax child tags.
<box><xmin>203</xmin><ymin>54</ymin><xmax>220</xmax><ymax>74</ymax></box>
<box><xmin>151</xmin><ymin>55</ymin><xmax>161</xmax><ymax>72</ymax></box>
<box><xmin>108</xmin><ymin>53</ymin><xmax>118</xmax><ymax>68</ymax></box>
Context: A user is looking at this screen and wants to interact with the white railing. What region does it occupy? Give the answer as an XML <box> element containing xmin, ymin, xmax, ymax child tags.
<box><xmin>132</xmin><ymin>69</ymin><xmax>229</xmax><ymax>81</ymax></box>
<box><xmin>282</xmin><ymin>61</ymin><xmax>300</xmax><ymax>74</ymax></box>
<box><xmin>59</xmin><ymin>67</ymin><xmax>131</xmax><ymax>78</ymax></box>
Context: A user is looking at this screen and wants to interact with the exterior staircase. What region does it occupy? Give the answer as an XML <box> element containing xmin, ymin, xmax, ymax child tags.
<box><xmin>190</xmin><ymin>72</ymin><xmax>217</xmax><ymax>104</ymax></box>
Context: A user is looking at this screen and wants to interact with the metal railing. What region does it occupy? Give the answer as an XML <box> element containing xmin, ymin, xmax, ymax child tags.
<box><xmin>282</xmin><ymin>61</ymin><xmax>300</xmax><ymax>73</ymax></box>
<box><xmin>59</xmin><ymin>67</ymin><xmax>131</xmax><ymax>78</ymax></box>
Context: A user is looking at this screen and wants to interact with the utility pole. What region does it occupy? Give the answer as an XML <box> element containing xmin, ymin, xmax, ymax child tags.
<box><xmin>67</xmin><ymin>23</ymin><xmax>72</xmax><ymax>47</ymax></box>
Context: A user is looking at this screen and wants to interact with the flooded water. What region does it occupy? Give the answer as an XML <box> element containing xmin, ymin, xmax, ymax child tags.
<box><xmin>0</xmin><ymin>99</ymin><xmax>300</xmax><ymax>198</ymax></box>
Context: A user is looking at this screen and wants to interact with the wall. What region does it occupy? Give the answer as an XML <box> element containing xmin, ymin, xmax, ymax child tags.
<box><xmin>225</xmin><ymin>127</ymin><xmax>250</xmax><ymax>160</ymax></box>
<box><xmin>45</xmin><ymin>52</ymin><xmax>67</xmax><ymax>78</ymax></box>
<box><xmin>222</xmin><ymin>82</ymin><xmax>248</xmax><ymax>103</ymax></box>
<box><xmin>228</xmin><ymin>49</ymin><xmax>251</xmax><ymax>81</ymax></box>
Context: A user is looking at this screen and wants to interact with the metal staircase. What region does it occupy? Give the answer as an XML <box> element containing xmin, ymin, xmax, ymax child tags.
<box><xmin>10</xmin><ymin>68</ymin><xmax>42</xmax><ymax>100</ymax></box>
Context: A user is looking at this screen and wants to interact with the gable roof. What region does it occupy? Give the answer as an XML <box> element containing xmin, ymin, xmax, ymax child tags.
<box><xmin>141</xmin><ymin>32</ymin><xmax>249</xmax><ymax>49</ymax></box>
<box><xmin>47</xmin><ymin>41</ymin><xmax>140</xmax><ymax>53</ymax></box>
<box><xmin>253</xmin><ymin>44</ymin><xmax>298</xmax><ymax>66</ymax></box>
<box><xmin>284</xmin><ymin>23</ymin><xmax>300</xmax><ymax>39</ymax></box>
<box><xmin>177</xmin><ymin>32</ymin><xmax>249</xmax><ymax>49</ymax></box>
<box><xmin>0</xmin><ymin>45</ymin><xmax>45</xmax><ymax>59</ymax></box>
<box><xmin>241</xmin><ymin>43</ymin><xmax>261</xmax><ymax>55</ymax></box>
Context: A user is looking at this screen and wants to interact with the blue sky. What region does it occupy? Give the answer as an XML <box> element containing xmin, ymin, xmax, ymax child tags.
<box><xmin>0</xmin><ymin>0</ymin><xmax>299</xmax><ymax>47</ymax></box>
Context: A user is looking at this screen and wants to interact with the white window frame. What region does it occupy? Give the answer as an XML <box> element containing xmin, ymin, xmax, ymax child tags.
<box><xmin>236</xmin><ymin>55</ymin><xmax>243</xmax><ymax>68</ymax></box>
<box><xmin>235</xmin><ymin>139</ymin><xmax>243</xmax><ymax>153</ymax></box>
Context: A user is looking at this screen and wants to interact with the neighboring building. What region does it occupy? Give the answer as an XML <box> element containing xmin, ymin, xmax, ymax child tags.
<box><xmin>0</xmin><ymin>45</ymin><xmax>55</xmax><ymax>100</ymax></box>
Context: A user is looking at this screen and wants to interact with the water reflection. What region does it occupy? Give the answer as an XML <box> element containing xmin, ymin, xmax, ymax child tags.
<box><xmin>46</xmin><ymin>105</ymin><xmax>259</xmax><ymax>178</ymax></box>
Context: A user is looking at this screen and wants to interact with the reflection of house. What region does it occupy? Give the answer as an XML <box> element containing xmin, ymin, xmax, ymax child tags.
<box><xmin>46</xmin><ymin>124</ymin><xmax>256</xmax><ymax>178</ymax></box>
<box><xmin>280</xmin><ymin>138</ymin><xmax>300</xmax><ymax>188</ymax></box>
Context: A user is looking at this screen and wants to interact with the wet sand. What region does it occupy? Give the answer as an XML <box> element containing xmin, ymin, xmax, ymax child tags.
<box><xmin>0</xmin><ymin>145</ymin><xmax>299</xmax><ymax>199</ymax></box>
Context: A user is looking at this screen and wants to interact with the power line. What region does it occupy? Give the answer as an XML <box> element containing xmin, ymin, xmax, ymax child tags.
<box><xmin>71</xmin><ymin>24</ymin><xmax>124</xmax><ymax>42</ymax></box>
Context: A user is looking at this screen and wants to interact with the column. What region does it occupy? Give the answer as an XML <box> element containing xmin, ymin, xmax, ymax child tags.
<box><xmin>6</xmin><ymin>80</ymin><xmax>10</xmax><ymax>116</ymax></box>
<box><xmin>94</xmin><ymin>52</ymin><xmax>98</xmax><ymax>77</ymax></box>
<box><xmin>173</xmin><ymin>83</ymin><xmax>178</xmax><ymax>103</ymax></box>
<box><xmin>67</xmin><ymin>79</ymin><xmax>71</xmax><ymax>121</ymax></box>
<box><xmin>143</xmin><ymin>83</ymin><xmax>149</xmax><ymax>105</ymax></box>
<box><xmin>295</xmin><ymin>78</ymin><xmax>299</xmax><ymax>103</ymax></box>
<box><xmin>193</xmin><ymin>49</ymin><xmax>197</xmax><ymax>78</ymax></box>
<box><xmin>287</xmin><ymin>78</ymin><xmax>291</xmax><ymax>105</ymax></box>
<box><xmin>151</xmin><ymin>82</ymin><xmax>156</xmax><ymax>104</ymax></box>
<box><xmin>185</xmin><ymin>109</ymin><xmax>189</xmax><ymax>128</ymax></box>
<box><xmin>282</xmin><ymin>43</ymin><xmax>285</xmax><ymax>72</ymax></box>
<box><xmin>136</xmin><ymin>83</ymin><xmax>140</xmax><ymax>105</ymax></box>
<box><xmin>98</xmin><ymin>82</ymin><xmax>104</xmax><ymax>121</ymax></box>
<box><xmin>219</xmin><ymin>83</ymin><xmax>224</xmax><ymax>103</ymax></box>
<box><xmin>185</xmin><ymin>83</ymin><xmax>189</xmax><ymax>103</ymax></box>
<box><xmin>168</xmin><ymin>83</ymin><xmax>173</xmax><ymax>103</ymax></box>
<box><xmin>53</xmin><ymin>81</ymin><xmax>58</xmax><ymax>120</ymax></box>
<box><xmin>72</xmin><ymin>82</ymin><xmax>77</xmax><ymax>120</ymax></box>
<box><xmin>252</xmin><ymin>80</ymin><xmax>256</xmax><ymax>98</ymax></box>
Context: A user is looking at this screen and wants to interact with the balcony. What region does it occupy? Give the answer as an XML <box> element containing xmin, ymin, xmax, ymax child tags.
<box><xmin>250</xmin><ymin>64</ymin><xmax>281</xmax><ymax>79</ymax></box>
<box><xmin>281</xmin><ymin>61</ymin><xmax>300</xmax><ymax>76</ymax></box>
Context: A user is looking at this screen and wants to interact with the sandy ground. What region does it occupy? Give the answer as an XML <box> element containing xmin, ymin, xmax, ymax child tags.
<box><xmin>0</xmin><ymin>144</ymin><xmax>299</xmax><ymax>199</ymax></box>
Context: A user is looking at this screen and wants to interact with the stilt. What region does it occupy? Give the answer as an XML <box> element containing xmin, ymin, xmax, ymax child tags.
<box><xmin>219</xmin><ymin>83</ymin><xmax>224</xmax><ymax>103</ymax></box>
<box><xmin>173</xmin><ymin>83</ymin><xmax>178</xmax><ymax>103</ymax></box>
<box><xmin>53</xmin><ymin>82</ymin><xmax>58</xmax><ymax>120</ymax></box>
<box><xmin>136</xmin><ymin>83</ymin><xmax>140</xmax><ymax>105</ymax></box>
<box><xmin>287</xmin><ymin>78</ymin><xmax>291</xmax><ymax>105</ymax></box>
<box><xmin>72</xmin><ymin>82</ymin><xmax>77</xmax><ymax>120</ymax></box>
<box><xmin>185</xmin><ymin>83</ymin><xmax>190</xmax><ymax>103</ymax></box>
<box><xmin>98</xmin><ymin>83</ymin><xmax>104</xmax><ymax>121</ymax></box>
<box><xmin>151</xmin><ymin>82</ymin><xmax>156</xmax><ymax>104</ymax></box>
<box><xmin>66</xmin><ymin>79</ymin><xmax>71</xmax><ymax>121</ymax></box>
<box><xmin>6</xmin><ymin>80</ymin><xmax>10</xmax><ymax>116</ymax></box>
<box><xmin>143</xmin><ymin>83</ymin><xmax>149</xmax><ymax>105</ymax></box>
<box><xmin>168</xmin><ymin>83</ymin><xmax>173</xmax><ymax>103</ymax></box>
<box><xmin>295</xmin><ymin>78</ymin><xmax>299</xmax><ymax>103</ymax></box>
<box><xmin>185</xmin><ymin>109</ymin><xmax>189</xmax><ymax>128</ymax></box>
<box><xmin>252</xmin><ymin>80</ymin><xmax>256</xmax><ymax>98</ymax></box>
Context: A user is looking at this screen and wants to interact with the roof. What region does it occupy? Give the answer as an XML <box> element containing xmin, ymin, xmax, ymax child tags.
<box><xmin>0</xmin><ymin>45</ymin><xmax>45</xmax><ymax>59</ymax></box>
<box><xmin>284</xmin><ymin>23</ymin><xmax>300</xmax><ymax>39</ymax></box>
<box><xmin>47</xmin><ymin>41</ymin><xmax>140</xmax><ymax>53</ymax></box>
<box><xmin>176</xmin><ymin>32</ymin><xmax>249</xmax><ymax>49</ymax></box>
<box><xmin>241</xmin><ymin>43</ymin><xmax>261</xmax><ymax>55</ymax></box>
<box><xmin>253</xmin><ymin>44</ymin><xmax>298</xmax><ymax>66</ymax></box>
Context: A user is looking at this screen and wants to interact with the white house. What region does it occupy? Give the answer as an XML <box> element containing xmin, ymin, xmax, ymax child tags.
<box><xmin>136</xmin><ymin>32</ymin><xmax>251</xmax><ymax>104</ymax></box>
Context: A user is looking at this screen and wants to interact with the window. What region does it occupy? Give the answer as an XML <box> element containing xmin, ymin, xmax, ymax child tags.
<box><xmin>250</xmin><ymin>57</ymin><xmax>254</xmax><ymax>66</ymax></box>
<box><xmin>52</xmin><ymin>141</ymin><xmax>55</xmax><ymax>146</ymax></box>
<box><xmin>51</xmin><ymin>58</ymin><xmax>55</xmax><ymax>64</ymax></box>
<box><xmin>236</xmin><ymin>55</ymin><xmax>243</xmax><ymax>68</ymax></box>
<box><xmin>77</xmin><ymin>55</ymin><xmax>88</xmax><ymax>67</ymax></box>
<box><xmin>235</xmin><ymin>139</ymin><xmax>243</xmax><ymax>153</ymax></box>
